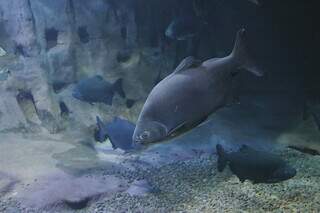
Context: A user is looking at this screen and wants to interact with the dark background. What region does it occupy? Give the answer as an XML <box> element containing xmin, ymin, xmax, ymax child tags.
<box><xmin>132</xmin><ymin>0</ymin><xmax>319</xmax><ymax>96</ymax></box>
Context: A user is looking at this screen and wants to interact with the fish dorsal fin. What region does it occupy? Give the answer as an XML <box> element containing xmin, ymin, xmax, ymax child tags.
<box><xmin>173</xmin><ymin>56</ymin><xmax>201</xmax><ymax>74</ymax></box>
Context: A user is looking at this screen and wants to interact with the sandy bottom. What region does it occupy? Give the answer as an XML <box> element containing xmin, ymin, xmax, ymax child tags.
<box><xmin>0</xmin><ymin>93</ymin><xmax>320</xmax><ymax>212</ymax></box>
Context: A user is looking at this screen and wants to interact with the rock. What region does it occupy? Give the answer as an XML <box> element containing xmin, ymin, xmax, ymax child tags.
<box><xmin>18</xmin><ymin>173</ymin><xmax>126</xmax><ymax>210</ymax></box>
<box><xmin>0</xmin><ymin>91</ymin><xmax>27</xmax><ymax>131</ymax></box>
<box><xmin>126</xmin><ymin>179</ymin><xmax>154</xmax><ymax>197</ymax></box>
<box><xmin>47</xmin><ymin>46</ymin><xmax>76</xmax><ymax>87</ymax></box>
<box><xmin>63</xmin><ymin>197</ymin><xmax>90</xmax><ymax>210</ymax></box>
<box><xmin>0</xmin><ymin>172</ymin><xmax>18</xmax><ymax>196</ymax></box>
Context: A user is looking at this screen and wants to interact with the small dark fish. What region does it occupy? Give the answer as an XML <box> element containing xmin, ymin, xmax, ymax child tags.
<box><xmin>16</xmin><ymin>90</ymin><xmax>35</xmax><ymax>103</ymax></box>
<box><xmin>95</xmin><ymin>116</ymin><xmax>135</xmax><ymax>151</ymax></box>
<box><xmin>165</xmin><ymin>16</ymin><xmax>206</xmax><ymax>41</ymax></box>
<box><xmin>77</xmin><ymin>26</ymin><xmax>90</xmax><ymax>44</ymax></box>
<box><xmin>288</xmin><ymin>145</ymin><xmax>320</xmax><ymax>156</ymax></box>
<box><xmin>59</xmin><ymin>101</ymin><xmax>70</xmax><ymax>117</ymax></box>
<box><xmin>52</xmin><ymin>82</ymin><xmax>68</xmax><ymax>93</ymax></box>
<box><xmin>116</xmin><ymin>49</ymin><xmax>132</xmax><ymax>63</ymax></box>
<box><xmin>216</xmin><ymin>144</ymin><xmax>296</xmax><ymax>184</ymax></box>
<box><xmin>126</xmin><ymin>99</ymin><xmax>136</xmax><ymax>108</ymax></box>
<box><xmin>45</xmin><ymin>28</ymin><xmax>59</xmax><ymax>49</ymax></box>
<box><xmin>14</xmin><ymin>44</ymin><xmax>29</xmax><ymax>57</ymax></box>
<box><xmin>72</xmin><ymin>75</ymin><xmax>125</xmax><ymax>105</ymax></box>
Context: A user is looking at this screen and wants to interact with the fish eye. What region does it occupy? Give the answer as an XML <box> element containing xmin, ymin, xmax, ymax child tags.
<box><xmin>140</xmin><ymin>131</ymin><xmax>150</xmax><ymax>140</ymax></box>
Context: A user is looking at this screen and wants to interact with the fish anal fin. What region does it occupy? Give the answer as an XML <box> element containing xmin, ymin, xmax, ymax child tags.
<box><xmin>173</xmin><ymin>56</ymin><xmax>201</xmax><ymax>74</ymax></box>
<box><xmin>109</xmin><ymin>139</ymin><xmax>117</xmax><ymax>150</ymax></box>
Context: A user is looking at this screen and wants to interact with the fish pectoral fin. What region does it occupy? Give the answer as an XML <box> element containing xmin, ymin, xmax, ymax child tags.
<box><xmin>168</xmin><ymin>122</ymin><xmax>187</xmax><ymax>136</ymax></box>
<box><xmin>168</xmin><ymin>116</ymin><xmax>208</xmax><ymax>137</ymax></box>
<box><xmin>173</xmin><ymin>56</ymin><xmax>201</xmax><ymax>74</ymax></box>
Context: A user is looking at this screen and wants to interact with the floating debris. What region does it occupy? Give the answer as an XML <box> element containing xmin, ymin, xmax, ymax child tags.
<box><xmin>0</xmin><ymin>46</ymin><xmax>7</xmax><ymax>57</ymax></box>
<box><xmin>0</xmin><ymin>67</ymin><xmax>10</xmax><ymax>81</ymax></box>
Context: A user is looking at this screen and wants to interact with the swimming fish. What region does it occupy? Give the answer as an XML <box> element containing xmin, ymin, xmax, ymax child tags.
<box><xmin>72</xmin><ymin>75</ymin><xmax>125</xmax><ymax>105</ymax></box>
<box><xmin>288</xmin><ymin>145</ymin><xmax>320</xmax><ymax>156</ymax></box>
<box><xmin>216</xmin><ymin>144</ymin><xmax>296</xmax><ymax>184</ymax></box>
<box><xmin>95</xmin><ymin>116</ymin><xmax>135</xmax><ymax>151</ymax></box>
<box><xmin>133</xmin><ymin>28</ymin><xmax>263</xmax><ymax>145</ymax></box>
<box><xmin>125</xmin><ymin>99</ymin><xmax>136</xmax><ymax>109</ymax></box>
<box><xmin>59</xmin><ymin>101</ymin><xmax>70</xmax><ymax>117</ymax></box>
<box><xmin>165</xmin><ymin>16</ymin><xmax>206</xmax><ymax>41</ymax></box>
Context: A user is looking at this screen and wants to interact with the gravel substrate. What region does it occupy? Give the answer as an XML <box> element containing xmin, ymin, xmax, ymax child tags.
<box><xmin>1</xmin><ymin>148</ymin><xmax>320</xmax><ymax>213</ymax></box>
<box><xmin>84</xmin><ymin>148</ymin><xmax>320</xmax><ymax>212</ymax></box>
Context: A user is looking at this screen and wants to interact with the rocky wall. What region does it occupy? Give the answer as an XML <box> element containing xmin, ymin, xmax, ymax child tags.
<box><xmin>0</xmin><ymin>0</ymin><xmax>174</xmax><ymax>133</ymax></box>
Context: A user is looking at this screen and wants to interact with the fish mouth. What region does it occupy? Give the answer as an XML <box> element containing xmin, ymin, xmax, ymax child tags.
<box><xmin>133</xmin><ymin>135</ymin><xmax>148</xmax><ymax>145</ymax></box>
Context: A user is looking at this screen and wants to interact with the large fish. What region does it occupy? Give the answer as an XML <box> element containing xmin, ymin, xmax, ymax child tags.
<box><xmin>72</xmin><ymin>75</ymin><xmax>125</xmax><ymax>105</ymax></box>
<box><xmin>216</xmin><ymin>144</ymin><xmax>296</xmax><ymax>184</ymax></box>
<box><xmin>133</xmin><ymin>29</ymin><xmax>263</xmax><ymax>145</ymax></box>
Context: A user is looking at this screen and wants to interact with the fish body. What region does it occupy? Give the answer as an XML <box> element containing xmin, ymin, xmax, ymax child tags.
<box><xmin>216</xmin><ymin>144</ymin><xmax>296</xmax><ymax>183</ymax></box>
<box><xmin>133</xmin><ymin>29</ymin><xmax>263</xmax><ymax>145</ymax></box>
<box><xmin>95</xmin><ymin>116</ymin><xmax>135</xmax><ymax>151</ymax></box>
<box><xmin>72</xmin><ymin>75</ymin><xmax>125</xmax><ymax>105</ymax></box>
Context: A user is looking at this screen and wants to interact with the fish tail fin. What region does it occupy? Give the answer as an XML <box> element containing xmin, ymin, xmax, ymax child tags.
<box><xmin>231</xmin><ymin>28</ymin><xmax>264</xmax><ymax>77</ymax></box>
<box><xmin>112</xmin><ymin>78</ymin><xmax>126</xmax><ymax>98</ymax></box>
<box><xmin>216</xmin><ymin>144</ymin><xmax>228</xmax><ymax>172</ymax></box>
<box><xmin>95</xmin><ymin>116</ymin><xmax>106</xmax><ymax>142</ymax></box>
